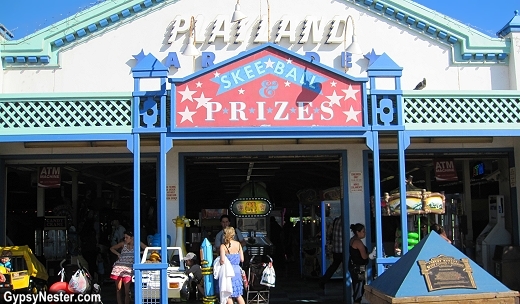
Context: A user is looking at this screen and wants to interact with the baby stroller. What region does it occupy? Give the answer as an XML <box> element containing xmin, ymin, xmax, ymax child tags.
<box><xmin>245</xmin><ymin>255</ymin><xmax>273</xmax><ymax>304</ymax></box>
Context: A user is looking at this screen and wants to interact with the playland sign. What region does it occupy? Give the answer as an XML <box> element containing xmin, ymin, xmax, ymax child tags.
<box><xmin>173</xmin><ymin>48</ymin><xmax>363</xmax><ymax>128</ymax></box>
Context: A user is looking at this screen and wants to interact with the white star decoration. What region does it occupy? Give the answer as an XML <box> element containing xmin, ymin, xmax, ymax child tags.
<box><xmin>265</xmin><ymin>58</ymin><xmax>275</xmax><ymax>69</ymax></box>
<box><xmin>326</xmin><ymin>90</ymin><xmax>343</xmax><ymax>107</ymax></box>
<box><xmin>330</xmin><ymin>81</ymin><xmax>337</xmax><ymax>87</ymax></box>
<box><xmin>284</xmin><ymin>81</ymin><xmax>291</xmax><ymax>87</ymax></box>
<box><xmin>178</xmin><ymin>106</ymin><xmax>196</xmax><ymax>123</ymax></box>
<box><xmin>343</xmin><ymin>106</ymin><xmax>361</xmax><ymax>122</ymax></box>
<box><xmin>286</xmin><ymin>58</ymin><xmax>293</xmax><ymax>64</ymax></box>
<box><xmin>196</xmin><ymin>81</ymin><xmax>203</xmax><ymax>88</ymax></box>
<box><xmin>194</xmin><ymin>92</ymin><xmax>212</xmax><ymax>109</ymax></box>
<box><xmin>178</xmin><ymin>85</ymin><xmax>196</xmax><ymax>102</ymax></box>
<box><xmin>342</xmin><ymin>84</ymin><xmax>359</xmax><ymax>101</ymax></box>
<box><xmin>238</xmin><ymin>88</ymin><xmax>245</xmax><ymax>94</ymax></box>
<box><xmin>213</xmin><ymin>71</ymin><xmax>220</xmax><ymax>78</ymax></box>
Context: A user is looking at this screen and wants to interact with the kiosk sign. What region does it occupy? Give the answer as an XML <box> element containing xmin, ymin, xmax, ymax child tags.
<box><xmin>418</xmin><ymin>255</ymin><xmax>476</xmax><ymax>291</ymax></box>
<box><xmin>174</xmin><ymin>48</ymin><xmax>363</xmax><ymax>129</ymax></box>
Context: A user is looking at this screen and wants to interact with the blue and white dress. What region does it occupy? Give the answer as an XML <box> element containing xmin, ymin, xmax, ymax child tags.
<box><xmin>225</xmin><ymin>247</ymin><xmax>243</xmax><ymax>297</ymax></box>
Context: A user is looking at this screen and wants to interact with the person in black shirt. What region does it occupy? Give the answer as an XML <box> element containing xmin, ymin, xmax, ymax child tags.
<box><xmin>349</xmin><ymin>223</ymin><xmax>375</xmax><ymax>304</ymax></box>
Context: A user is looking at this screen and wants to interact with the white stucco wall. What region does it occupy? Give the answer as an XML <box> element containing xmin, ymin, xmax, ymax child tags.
<box><xmin>1</xmin><ymin>0</ymin><xmax>511</xmax><ymax>93</ymax></box>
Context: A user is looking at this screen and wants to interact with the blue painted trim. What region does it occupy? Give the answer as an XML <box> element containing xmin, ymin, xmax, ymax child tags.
<box><xmin>371</xmin><ymin>131</ymin><xmax>385</xmax><ymax>275</ymax></box>
<box><xmin>462</xmin><ymin>53</ymin><xmax>472</xmax><ymax>60</ymax></box>
<box><xmin>54</xmin><ymin>39</ymin><xmax>64</xmax><ymax>47</ymax></box>
<box><xmin>159</xmin><ymin>133</ymin><xmax>168</xmax><ymax>301</ymax></box>
<box><xmin>397</xmin><ymin>131</ymin><xmax>408</xmax><ymax>256</ymax></box>
<box><xmin>143</xmin><ymin>0</ymin><xmax>153</xmax><ymax>7</ymax></box>
<box><xmin>16</xmin><ymin>56</ymin><xmax>26</xmax><ymax>63</ymax></box>
<box><xmin>110</xmin><ymin>14</ymin><xmax>120</xmax><ymax>22</ymax></box>
<box><xmin>122</xmin><ymin>9</ymin><xmax>131</xmax><ymax>17</ymax></box>
<box><xmin>447</xmin><ymin>36</ymin><xmax>458</xmax><ymax>43</ymax></box>
<box><xmin>4</xmin><ymin>57</ymin><xmax>14</xmax><ymax>63</ymax></box>
<box><xmin>65</xmin><ymin>34</ymin><xmax>75</xmax><ymax>42</ymax></box>
<box><xmin>132</xmin><ymin>4</ymin><xmax>142</xmax><ymax>13</ymax></box>
<box><xmin>87</xmin><ymin>24</ymin><xmax>98</xmax><ymax>32</ymax></box>
<box><xmin>437</xmin><ymin>31</ymin><xmax>447</xmax><ymax>39</ymax></box>
<box><xmin>426</xmin><ymin>26</ymin><xmax>436</xmax><ymax>35</ymax></box>
<box><xmin>406</xmin><ymin>16</ymin><xmax>415</xmax><ymax>25</ymax></box>
<box><xmin>404</xmin><ymin>129</ymin><xmax>520</xmax><ymax>137</ymax></box>
<box><xmin>132</xmin><ymin>133</ymin><xmax>143</xmax><ymax>303</ymax></box>
<box><xmin>374</xmin><ymin>2</ymin><xmax>384</xmax><ymax>11</ymax></box>
<box><xmin>416</xmin><ymin>21</ymin><xmax>426</xmax><ymax>30</ymax></box>
<box><xmin>363</xmin><ymin>149</ymin><xmax>374</xmax><ymax>281</ymax></box>
<box><xmin>486</xmin><ymin>54</ymin><xmax>496</xmax><ymax>60</ymax></box>
<box><xmin>384</xmin><ymin>7</ymin><xmax>395</xmax><ymax>16</ymax></box>
<box><xmin>0</xmin><ymin>133</ymin><xmax>133</xmax><ymax>143</ymax></box>
<box><xmin>165</xmin><ymin>131</ymin><xmax>370</xmax><ymax>140</ymax></box>
<box><xmin>28</xmin><ymin>56</ymin><xmax>38</xmax><ymax>63</ymax></box>
<box><xmin>340</xmin><ymin>150</ymin><xmax>351</xmax><ymax>302</ymax></box>
<box><xmin>474</xmin><ymin>53</ymin><xmax>484</xmax><ymax>60</ymax></box>
<box><xmin>99</xmin><ymin>19</ymin><xmax>109</xmax><ymax>27</ymax></box>
<box><xmin>40</xmin><ymin>56</ymin><xmax>50</xmax><ymax>63</ymax></box>
<box><xmin>76</xmin><ymin>29</ymin><xmax>87</xmax><ymax>37</ymax></box>
<box><xmin>395</xmin><ymin>12</ymin><xmax>405</xmax><ymax>20</ymax></box>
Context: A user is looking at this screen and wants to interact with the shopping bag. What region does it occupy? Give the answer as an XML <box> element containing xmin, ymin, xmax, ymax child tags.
<box><xmin>260</xmin><ymin>262</ymin><xmax>275</xmax><ymax>287</ymax></box>
<box><xmin>68</xmin><ymin>268</ymin><xmax>90</xmax><ymax>293</ymax></box>
<box><xmin>241</xmin><ymin>268</ymin><xmax>249</xmax><ymax>289</ymax></box>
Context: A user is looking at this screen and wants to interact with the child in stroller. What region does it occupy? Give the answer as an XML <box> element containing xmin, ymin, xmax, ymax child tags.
<box><xmin>245</xmin><ymin>255</ymin><xmax>272</xmax><ymax>304</ymax></box>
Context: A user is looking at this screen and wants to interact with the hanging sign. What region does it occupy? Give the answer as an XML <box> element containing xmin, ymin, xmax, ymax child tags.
<box><xmin>173</xmin><ymin>47</ymin><xmax>363</xmax><ymax>129</ymax></box>
<box><xmin>230</xmin><ymin>198</ymin><xmax>272</xmax><ymax>218</ymax></box>
<box><xmin>434</xmin><ymin>159</ymin><xmax>458</xmax><ymax>182</ymax></box>
<box><xmin>38</xmin><ymin>166</ymin><xmax>61</xmax><ymax>188</ymax></box>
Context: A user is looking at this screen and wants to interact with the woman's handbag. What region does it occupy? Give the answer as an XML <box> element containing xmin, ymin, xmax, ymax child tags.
<box><xmin>260</xmin><ymin>262</ymin><xmax>276</xmax><ymax>287</ymax></box>
<box><xmin>352</xmin><ymin>264</ymin><xmax>366</xmax><ymax>281</ymax></box>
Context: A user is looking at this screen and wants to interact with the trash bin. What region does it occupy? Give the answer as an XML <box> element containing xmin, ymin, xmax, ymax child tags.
<box><xmin>493</xmin><ymin>245</ymin><xmax>520</xmax><ymax>291</ymax></box>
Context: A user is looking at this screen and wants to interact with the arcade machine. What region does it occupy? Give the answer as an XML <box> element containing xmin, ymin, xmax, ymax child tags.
<box><xmin>39</xmin><ymin>216</ymin><xmax>68</xmax><ymax>277</ymax></box>
<box><xmin>231</xmin><ymin>182</ymin><xmax>274</xmax><ymax>258</ymax></box>
<box><xmin>475</xmin><ymin>195</ymin><xmax>511</xmax><ymax>274</ymax></box>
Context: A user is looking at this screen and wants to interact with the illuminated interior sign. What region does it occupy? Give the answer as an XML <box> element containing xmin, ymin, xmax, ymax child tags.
<box><xmin>230</xmin><ymin>198</ymin><xmax>272</xmax><ymax>218</ymax></box>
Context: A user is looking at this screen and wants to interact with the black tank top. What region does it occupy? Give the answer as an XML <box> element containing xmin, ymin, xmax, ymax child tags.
<box><xmin>349</xmin><ymin>239</ymin><xmax>368</xmax><ymax>266</ymax></box>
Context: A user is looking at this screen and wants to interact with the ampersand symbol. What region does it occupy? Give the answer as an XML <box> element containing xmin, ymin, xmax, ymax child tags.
<box><xmin>259</xmin><ymin>80</ymin><xmax>278</xmax><ymax>98</ymax></box>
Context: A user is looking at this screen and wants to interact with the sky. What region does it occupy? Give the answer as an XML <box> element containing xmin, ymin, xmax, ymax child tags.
<box><xmin>0</xmin><ymin>0</ymin><xmax>518</xmax><ymax>40</ymax></box>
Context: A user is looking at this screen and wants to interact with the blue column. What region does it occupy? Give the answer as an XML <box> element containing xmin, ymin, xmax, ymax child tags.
<box><xmin>201</xmin><ymin>238</ymin><xmax>216</xmax><ymax>304</ymax></box>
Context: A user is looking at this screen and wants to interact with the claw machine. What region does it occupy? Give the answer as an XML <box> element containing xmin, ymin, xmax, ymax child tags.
<box><xmin>41</xmin><ymin>216</ymin><xmax>68</xmax><ymax>276</ymax></box>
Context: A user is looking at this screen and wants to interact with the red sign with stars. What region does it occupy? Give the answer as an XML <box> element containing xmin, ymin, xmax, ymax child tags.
<box><xmin>174</xmin><ymin>48</ymin><xmax>363</xmax><ymax>128</ymax></box>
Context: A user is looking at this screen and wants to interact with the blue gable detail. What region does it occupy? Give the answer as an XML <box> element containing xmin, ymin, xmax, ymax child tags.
<box><xmin>497</xmin><ymin>10</ymin><xmax>520</xmax><ymax>38</ymax></box>
<box><xmin>132</xmin><ymin>53</ymin><xmax>168</xmax><ymax>77</ymax></box>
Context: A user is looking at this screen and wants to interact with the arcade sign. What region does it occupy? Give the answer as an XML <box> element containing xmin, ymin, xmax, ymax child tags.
<box><xmin>230</xmin><ymin>198</ymin><xmax>272</xmax><ymax>218</ymax></box>
<box><xmin>173</xmin><ymin>47</ymin><xmax>363</xmax><ymax>129</ymax></box>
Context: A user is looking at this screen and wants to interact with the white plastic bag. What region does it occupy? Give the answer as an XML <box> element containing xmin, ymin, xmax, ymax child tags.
<box><xmin>260</xmin><ymin>262</ymin><xmax>275</xmax><ymax>287</ymax></box>
<box><xmin>68</xmin><ymin>268</ymin><xmax>90</xmax><ymax>293</ymax></box>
